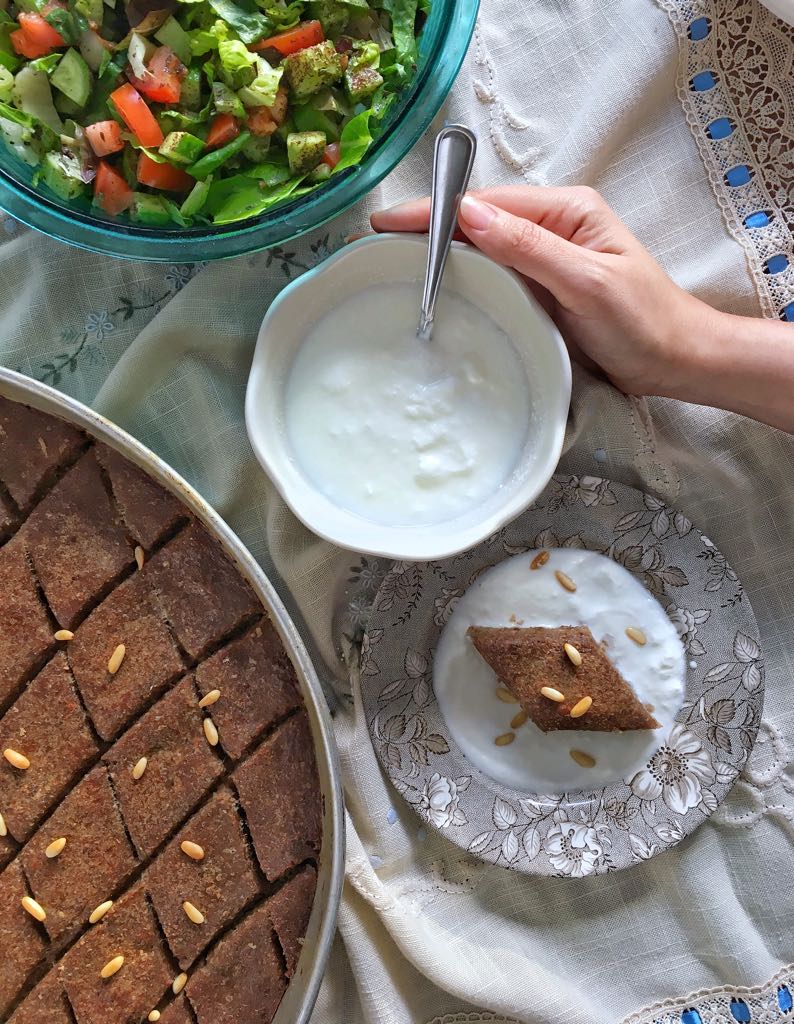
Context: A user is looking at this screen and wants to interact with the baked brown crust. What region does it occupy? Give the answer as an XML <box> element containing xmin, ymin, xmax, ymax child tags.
<box><xmin>234</xmin><ymin>715</ymin><xmax>322</xmax><ymax>880</ymax></box>
<box><xmin>0</xmin><ymin>398</ymin><xmax>321</xmax><ymax>1024</ymax></box>
<box><xmin>468</xmin><ymin>625</ymin><xmax>660</xmax><ymax>732</ymax></box>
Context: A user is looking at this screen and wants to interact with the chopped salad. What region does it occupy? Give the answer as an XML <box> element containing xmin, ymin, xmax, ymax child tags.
<box><xmin>0</xmin><ymin>0</ymin><xmax>425</xmax><ymax>225</ymax></box>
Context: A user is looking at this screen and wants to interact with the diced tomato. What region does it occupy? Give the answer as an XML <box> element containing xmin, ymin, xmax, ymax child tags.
<box><xmin>250</xmin><ymin>19</ymin><xmax>324</xmax><ymax>55</ymax></box>
<box><xmin>94</xmin><ymin>160</ymin><xmax>134</xmax><ymax>217</ymax></box>
<box><xmin>129</xmin><ymin>45</ymin><xmax>185</xmax><ymax>104</ymax></box>
<box><xmin>110</xmin><ymin>83</ymin><xmax>164</xmax><ymax>148</ymax></box>
<box><xmin>137</xmin><ymin>151</ymin><xmax>193</xmax><ymax>191</ymax></box>
<box><xmin>85</xmin><ymin>120</ymin><xmax>125</xmax><ymax>157</ymax></box>
<box><xmin>206</xmin><ymin>113</ymin><xmax>240</xmax><ymax>150</ymax></box>
<box><xmin>246</xmin><ymin>106</ymin><xmax>278</xmax><ymax>137</ymax></box>
<box><xmin>11</xmin><ymin>12</ymin><xmax>64</xmax><ymax>58</ymax></box>
<box><xmin>321</xmin><ymin>142</ymin><xmax>340</xmax><ymax>168</ymax></box>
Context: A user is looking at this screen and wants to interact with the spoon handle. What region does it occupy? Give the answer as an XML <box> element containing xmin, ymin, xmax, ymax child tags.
<box><xmin>418</xmin><ymin>124</ymin><xmax>477</xmax><ymax>340</ymax></box>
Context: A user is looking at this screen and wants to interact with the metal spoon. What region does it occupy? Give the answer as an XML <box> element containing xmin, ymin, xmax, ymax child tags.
<box><xmin>417</xmin><ymin>124</ymin><xmax>477</xmax><ymax>341</ymax></box>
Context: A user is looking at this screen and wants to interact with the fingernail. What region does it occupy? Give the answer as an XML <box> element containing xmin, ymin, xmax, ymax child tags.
<box><xmin>459</xmin><ymin>196</ymin><xmax>496</xmax><ymax>230</ymax></box>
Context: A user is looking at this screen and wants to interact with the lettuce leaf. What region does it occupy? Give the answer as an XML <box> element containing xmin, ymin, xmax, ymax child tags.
<box><xmin>333</xmin><ymin>107</ymin><xmax>372</xmax><ymax>172</ymax></box>
<box><xmin>187</xmin><ymin>18</ymin><xmax>229</xmax><ymax>55</ymax></box>
<box><xmin>236</xmin><ymin>55</ymin><xmax>282</xmax><ymax>107</ymax></box>
<box><xmin>217</xmin><ymin>38</ymin><xmax>257</xmax><ymax>88</ymax></box>
<box><xmin>208</xmin><ymin>0</ymin><xmax>272</xmax><ymax>44</ymax></box>
<box><xmin>382</xmin><ymin>0</ymin><xmax>417</xmax><ymax>69</ymax></box>
<box><xmin>212</xmin><ymin>173</ymin><xmax>305</xmax><ymax>223</ymax></box>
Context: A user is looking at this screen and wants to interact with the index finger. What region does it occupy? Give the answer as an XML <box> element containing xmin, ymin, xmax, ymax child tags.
<box><xmin>372</xmin><ymin>185</ymin><xmax>635</xmax><ymax>253</ymax></box>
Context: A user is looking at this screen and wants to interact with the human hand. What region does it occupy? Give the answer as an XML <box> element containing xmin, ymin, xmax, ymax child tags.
<box><xmin>371</xmin><ymin>186</ymin><xmax>714</xmax><ymax>400</ymax></box>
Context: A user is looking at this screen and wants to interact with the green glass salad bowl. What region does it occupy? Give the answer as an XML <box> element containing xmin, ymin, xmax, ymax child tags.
<box><xmin>0</xmin><ymin>0</ymin><xmax>477</xmax><ymax>261</ymax></box>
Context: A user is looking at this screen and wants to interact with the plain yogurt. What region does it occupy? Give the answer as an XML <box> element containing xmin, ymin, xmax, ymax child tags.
<box><xmin>283</xmin><ymin>282</ymin><xmax>530</xmax><ymax>527</ymax></box>
<box><xmin>433</xmin><ymin>549</ymin><xmax>686</xmax><ymax>792</ymax></box>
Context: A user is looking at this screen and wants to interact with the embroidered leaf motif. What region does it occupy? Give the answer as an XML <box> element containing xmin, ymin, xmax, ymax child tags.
<box><xmin>654</xmin><ymin>821</ymin><xmax>684</xmax><ymax>843</ymax></box>
<box><xmin>741</xmin><ymin>662</ymin><xmax>763</xmax><ymax>692</ymax></box>
<box><xmin>519</xmin><ymin>798</ymin><xmax>545</xmax><ymax>819</ymax></box>
<box><xmin>643</xmin><ymin>494</ymin><xmax>665</xmax><ymax>511</ymax></box>
<box><xmin>382</xmin><ymin>715</ymin><xmax>407</xmax><ymax>741</ymax></box>
<box><xmin>708</xmin><ymin>725</ymin><xmax>732</xmax><ymax>753</ymax></box>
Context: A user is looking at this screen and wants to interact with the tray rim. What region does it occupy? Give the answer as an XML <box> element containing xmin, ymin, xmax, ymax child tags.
<box><xmin>0</xmin><ymin>367</ymin><xmax>344</xmax><ymax>1024</ymax></box>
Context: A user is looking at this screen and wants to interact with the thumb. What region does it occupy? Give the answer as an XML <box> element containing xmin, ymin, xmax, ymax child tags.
<box><xmin>458</xmin><ymin>195</ymin><xmax>593</xmax><ymax>310</ymax></box>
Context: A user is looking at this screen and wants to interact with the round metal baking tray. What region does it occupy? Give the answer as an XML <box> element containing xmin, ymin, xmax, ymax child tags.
<box><xmin>0</xmin><ymin>366</ymin><xmax>344</xmax><ymax>1024</ymax></box>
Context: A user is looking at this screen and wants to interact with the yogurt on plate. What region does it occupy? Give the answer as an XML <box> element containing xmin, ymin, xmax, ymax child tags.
<box><xmin>283</xmin><ymin>282</ymin><xmax>531</xmax><ymax>527</ymax></box>
<box><xmin>433</xmin><ymin>549</ymin><xmax>686</xmax><ymax>792</ymax></box>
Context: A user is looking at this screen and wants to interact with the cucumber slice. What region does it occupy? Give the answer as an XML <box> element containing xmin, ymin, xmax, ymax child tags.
<box><xmin>51</xmin><ymin>49</ymin><xmax>92</xmax><ymax>108</ymax></box>
<box><xmin>130</xmin><ymin>192</ymin><xmax>172</xmax><ymax>226</ymax></box>
<box><xmin>41</xmin><ymin>150</ymin><xmax>88</xmax><ymax>200</ymax></box>
<box><xmin>179</xmin><ymin>66</ymin><xmax>202</xmax><ymax>111</ymax></box>
<box><xmin>154</xmin><ymin>16</ymin><xmax>191</xmax><ymax>65</ymax></box>
<box><xmin>159</xmin><ymin>130</ymin><xmax>205</xmax><ymax>166</ymax></box>
<box><xmin>180</xmin><ymin>175</ymin><xmax>211</xmax><ymax>218</ymax></box>
<box><xmin>294</xmin><ymin>103</ymin><xmax>339</xmax><ymax>142</ymax></box>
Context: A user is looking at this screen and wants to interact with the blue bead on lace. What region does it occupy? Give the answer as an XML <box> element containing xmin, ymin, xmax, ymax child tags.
<box><xmin>729</xmin><ymin>997</ymin><xmax>751</xmax><ymax>1022</ymax></box>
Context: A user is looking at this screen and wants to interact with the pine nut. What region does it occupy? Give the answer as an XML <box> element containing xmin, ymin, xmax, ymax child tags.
<box><xmin>4</xmin><ymin>748</ymin><xmax>30</xmax><ymax>770</ymax></box>
<box><xmin>182</xmin><ymin>901</ymin><xmax>205</xmax><ymax>925</ymax></box>
<box><xmin>530</xmin><ymin>550</ymin><xmax>550</xmax><ymax>570</ymax></box>
<box><xmin>510</xmin><ymin>709</ymin><xmax>529</xmax><ymax>729</ymax></box>
<box><xmin>495</xmin><ymin>687</ymin><xmax>519</xmax><ymax>704</ymax></box>
<box><xmin>540</xmin><ymin>686</ymin><xmax>565</xmax><ymax>703</ymax></box>
<box><xmin>54</xmin><ymin>629</ymin><xmax>74</xmax><ymax>641</ymax></box>
<box><xmin>626</xmin><ymin>626</ymin><xmax>647</xmax><ymax>646</ymax></box>
<box><xmin>494</xmin><ymin>732</ymin><xmax>515</xmax><ymax>746</ymax></box>
<box><xmin>563</xmin><ymin>642</ymin><xmax>582</xmax><ymax>666</ymax></box>
<box><xmin>45</xmin><ymin>837</ymin><xmax>66</xmax><ymax>859</ymax></box>
<box><xmin>148</xmin><ymin>1013</ymin><xmax>161</xmax><ymax>1022</ymax></box>
<box><xmin>107</xmin><ymin>644</ymin><xmax>126</xmax><ymax>674</ymax></box>
<box><xmin>0</xmin><ymin>811</ymin><xmax>6</xmax><ymax>837</ymax></box>
<box><xmin>134</xmin><ymin>545</ymin><xmax>145</xmax><ymax>570</ymax></box>
<box><xmin>21</xmin><ymin>896</ymin><xmax>46</xmax><ymax>921</ymax></box>
<box><xmin>180</xmin><ymin>841</ymin><xmax>205</xmax><ymax>861</ymax></box>
<box><xmin>570</xmin><ymin>749</ymin><xmax>596</xmax><ymax>768</ymax></box>
<box><xmin>203</xmin><ymin>718</ymin><xmax>219</xmax><ymax>747</ymax></box>
<box><xmin>100</xmin><ymin>955</ymin><xmax>124</xmax><ymax>979</ymax></box>
<box><xmin>89</xmin><ymin>900</ymin><xmax>113</xmax><ymax>924</ymax></box>
<box><xmin>198</xmin><ymin>689</ymin><xmax>221</xmax><ymax>708</ymax></box>
<box><xmin>172</xmin><ymin>972</ymin><xmax>188</xmax><ymax>995</ymax></box>
<box><xmin>131</xmin><ymin>757</ymin><xmax>147</xmax><ymax>780</ymax></box>
<box><xmin>555</xmin><ymin>570</ymin><xmax>577</xmax><ymax>592</ymax></box>
<box><xmin>570</xmin><ymin>696</ymin><xmax>593</xmax><ymax>718</ymax></box>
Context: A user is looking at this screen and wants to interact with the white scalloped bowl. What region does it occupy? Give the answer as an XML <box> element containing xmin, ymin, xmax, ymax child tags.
<box><xmin>245</xmin><ymin>233</ymin><xmax>571</xmax><ymax>560</ymax></box>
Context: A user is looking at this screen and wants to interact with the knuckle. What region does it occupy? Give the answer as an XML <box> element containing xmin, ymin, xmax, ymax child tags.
<box><xmin>571</xmin><ymin>185</ymin><xmax>606</xmax><ymax>212</ymax></box>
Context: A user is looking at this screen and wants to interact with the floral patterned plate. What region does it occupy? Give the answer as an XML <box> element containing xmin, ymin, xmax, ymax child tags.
<box><xmin>359</xmin><ymin>475</ymin><xmax>764</xmax><ymax>876</ymax></box>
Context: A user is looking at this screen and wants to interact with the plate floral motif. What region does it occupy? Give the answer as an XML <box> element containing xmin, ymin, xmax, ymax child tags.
<box><xmin>359</xmin><ymin>476</ymin><xmax>764</xmax><ymax>876</ymax></box>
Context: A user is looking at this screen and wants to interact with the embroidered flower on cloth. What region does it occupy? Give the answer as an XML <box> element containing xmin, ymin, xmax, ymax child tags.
<box><xmin>630</xmin><ymin>724</ymin><xmax>716</xmax><ymax>813</ymax></box>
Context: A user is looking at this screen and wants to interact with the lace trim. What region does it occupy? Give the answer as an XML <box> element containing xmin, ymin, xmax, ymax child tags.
<box><xmin>655</xmin><ymin>0</ymin><xmax>794</xmax><ymax>321</ymax></box>
<box><xmin>425</xmin><ymin>1015</ymin><xmax>522</xmax><ymax>1024</ymax></box>
<box><xmin>623</xmin><ymin>963</ymin><xmax>794</xmax><ymax>1023</ymax></box>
